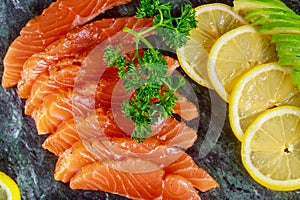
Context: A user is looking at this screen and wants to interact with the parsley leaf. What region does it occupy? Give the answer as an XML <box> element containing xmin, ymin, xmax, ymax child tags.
<box><xmin>103</xmin><ymin>1</ymin><xmax>196</xmax><ymax>142</ymax></box>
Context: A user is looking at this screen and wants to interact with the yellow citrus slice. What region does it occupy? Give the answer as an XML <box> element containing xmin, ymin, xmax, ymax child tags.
<box><xmin>176</xmin><ymin>3</ymin><xmax>247</xmax><ymax>88</ymax></box>
<box><xmin>242</xmin><ymin>106</ymin><xmax>300</xmax><ymax>191</ymax></box>
<box><xmin>207</xmin><ymin>25</ymin><xmax>278</xmax><ymax>102</ymax></box>
<box><xmin>229</xmin><ymin>63</ymin><xmax>300</xmax><ymax>141</ymax></box>
<box><xmin>0</xmin><ymin>171</ymin><xmax>21</xmax><ymax>200</ymax></box>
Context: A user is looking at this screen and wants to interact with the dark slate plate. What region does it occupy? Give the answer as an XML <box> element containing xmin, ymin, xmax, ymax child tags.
<box><xmin>0</xmin><ymin>0</ymin><xmax>300</xmax><ymax>199</ymax></box>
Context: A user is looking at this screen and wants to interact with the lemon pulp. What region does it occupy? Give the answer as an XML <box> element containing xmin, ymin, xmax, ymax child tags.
<box><xmin>242</xmin><ymin>106</ymin><xmax>300</xmax><ymax>191</ymax></box>
<box><xmin>177</xmin><ymin>3</ymin><xmax>247</xmax><ymax>88</ymax></box>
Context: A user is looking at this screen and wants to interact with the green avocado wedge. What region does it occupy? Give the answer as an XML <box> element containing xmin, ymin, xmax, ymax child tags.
<box><xmin>245</xmin><ymin>8</ymin><xmax>300</xmax><ymax>24</ymax></box>
<box><xmin>234</xmin><ymin>0</ymin><xmax>294</xmax><ymax>16</ymax></box>
<box><xmin>258</xmin><ymin>22</ymin><xmax>300</xmax><ymax>35</ymax></box>
<box><xmin>272</xmin><ymin>34</ymin><xmax>300</xmax><ymax>42</ymax></box>
<box><xmin>278</xmin><ymin>56</ymin><xmax>300</xmax><ymax>66</ymax></box>
<box><xmin>277</xmin><ymin>50</ymin><xmax>300</xmax><ymax>58</ymax></box>
<box><xmin>275</xmin><ymin>41</ymin><xmax>300</xmax><ymax>50</ymax></box>
<box><xmin>233</xmin><ymin>0</ymin><xmax>300</xmax><ymax>89</ymax></box>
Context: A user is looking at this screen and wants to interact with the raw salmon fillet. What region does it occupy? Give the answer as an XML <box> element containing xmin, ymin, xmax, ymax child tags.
<box><xmin>42</xmin><ymin>107</ymin><xmax>128</xmax><ymax>156</ymax></box>
<box><xmin>164</xmin><ymin>152</ymin><xmax>219</xmax><ymax>192</ymax></box>
<box><xmin>25</xmin><ymin>72</ymin><xmax>61</xmax><ymax>115</ymax></box>
<box><xmin>5</xmin><ymin>1</ymin><xmax>219</xmax><ymax>198</ymax></box>
<box><xmin>61</xmin><ymin>137</ymin><xmax>216</xmax><ymax>199</ymax></box>
<box><xmin>54</xmin><ymin>140</ymin><xmax>96</xmax><ymax>182</ymax></box>
<box><xmin>42</xmin><ymin>106</ymin><xmax>197</xmax><ymax>156</ymax></box>
<box><xmin>2</xmin><ymin>0</ymin><xmax>133</xmax><ymax>88</ymax></box>
<box><xmin>70</xmin><ymin>159</ymin><xmax>165</xmax><ymax>200</ymax></box>
<box><xmin>17</xmin><ymin>17</ymin><xmax>153</xmax><ymax>99</ymax></box>
<box><xmin>42</xmin><ymin>119</ymin><xmax>80</xmax><ymax>156</ymax></box>
<box><xmin>54</xmin><ymin>136</ymin><xmax>183</xmax><ymax>182</ymax></box>
<box><xmin>162</xmin><ymin>175</ymin><xmax>201</xmax><ymax>200</ymax></box>
<box><xmin>31</xmin><ymin>89</ymin><xmax>74</xmax><ymax>134</ymax></box>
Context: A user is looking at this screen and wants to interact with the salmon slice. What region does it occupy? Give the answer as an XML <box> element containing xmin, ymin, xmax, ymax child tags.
<box><xmin>29</xmin><ymin>74</ymin><xmax>128</xmax><ymax>135</ymax></box>
<box><xmin>45</xmin><ymin>107</ymin><xmax>196</xmax><ymax>157</ymax></box>
<box><xmin>42</xmin><ymin>118</ymin><xmax>79</xmax><ymax>156</ymax></box>
<box><xmin>173</xmin><ymin>93</ymin><xmax>199</xmax><ymax>121</ymax></box>
<box><xmin>17</xmin><ymin>17</ymin><xmax>153</xmax><ymax>98</ymax></box>
<box><xmin>84</xmin><ymin>137</ymin><xmax>183</xmax><ymax>170</ymax></box>
<box><xmin>162</xmin><ymin>175</ymin><xmax>201</xmax><ymax>200</ymax></box>
<box><xmin>69</xmin><ymin>159</ymin><xmax>164</xmax><ymax>200</ymax></box>
<box><xmin>31</xmin><ymin>89</ymin><xmax>74</xmax><ymax>134</ymax></box>
<box><xmin>54</xmin><ymin>140</ymin><xmax>96</xmax><ymax>182</ymax></box>
<box><xmin>54</xmin><ymin>137</ymin><xmax>182</xmax><ymax>182</ymax></box>
<box><xmin>2</xmin><ymin>0</ymin><xmax>133</xmax><ymax>88</ymax></box>
<box><xmin>95</xmin><ymin>69</ymin><xmax>129</xmax><ymax>109</ymax></box>
<box><xmin>164</xmin><ymin>152</ymin><xmax>219</xmax><ymax>192</ymax></box>
<box><xmin>151</xmin><ymin>117</ymin><xmax>197</xmax><ymax>149</ymax></box>
<box><xmin>25</xmin><ymin>72</ymin><xmax>61</xmax><ymax>115</ymax></box>
<box><xmin>43</xmin><ymin>108</ymin><xmax>127</xmax><ymax>156</ymax></box>
<box><xmin>25</xmin><ymin>63</ymin><xmax>118</xmax><ymax>116</ymax></box>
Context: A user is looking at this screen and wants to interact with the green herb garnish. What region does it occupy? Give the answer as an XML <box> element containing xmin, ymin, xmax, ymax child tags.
<box><xmin>104</xmin><ymin>0</ymin><xmax>196</xmax><ymax>142</ymax></box>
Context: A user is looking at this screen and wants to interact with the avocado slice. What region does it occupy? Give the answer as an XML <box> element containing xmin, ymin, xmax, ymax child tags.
<box><xmin>234</xmin><ymin>0</ymin><xmax>294</xmax><ymax>16</ymax></box>
<box><xmin>277</xmin><ymin>51</ymin><xmax>300</xmax><ymax>59</ymax></box>
<box><xmin>279</xmin><ymin>56</ymin><xmax>300</xmax><ymax>66</ymax></box>
<box><xmin>251</xmin><ymin>15</ymin><xmax>300</xmax><ymax>26</ymax></box>
<box><xmin>272</xmin><ymin>34</ymin><xmax>300</xmax><ymax>42</ymax></box>
<box><xmin>258</xmin><ymin>22</ymin><xmax>300</xmax><ymax>35</ymax></box>
<box><xmin>275</xmin><ymin>41</ymin><xmax>300</xmax><ymax>51</ymax></box>
<box><xmin>245</xmin><ymin>8</ymin><xmax>300</xmax><ymax>23</ymax></box>
<box><xmin>291</xmin><ymin>69</ymin><xmax>300</xmax><ymax>89</ymax></box>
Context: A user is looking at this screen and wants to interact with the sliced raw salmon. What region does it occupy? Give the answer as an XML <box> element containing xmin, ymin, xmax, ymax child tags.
<box><xmin>2</xmin><ymin>0</ymin><xmax>133</xmax><ymax>88</ymax></box>
<box><xmin>42</xmin><ymin>118</ymin><xmax>79</xmax><ymax>156</ymax></box>
<box><xmin>25</xmin><ymin>72</ymin><xmax>61</xmax><ymax>115</ymax></box>
<box><xmin>25</xmin><ymin>63</ymin><xmax>118</xmax><ymax>116</ymax></box>
<box><xmin>54</xmin><ymin>131</ymin><xmax>216</xmax><ymax>197</ymax></box>
<box><xmin>43</xmin><ymin>108</ymin><xmax>127</xmax><ymax>156</ymax></box>
<box><xmin>164</xmin><ymin>152</ymin><xmax>219</xmax><ymax>192</ymax></box>
<box><xmin>173</xmin><ymin>93</ymin><xmax>199</xmax><ymax>121</ymax></box>
<box><xmin>69</xmin><ymin>159</ymin><xmax>164</xmax><ymax>200</ymax></box>
<box><xmin>95</xmin><ymin>69</ymin><xmax>128</xmax><ymax>109</ymax></box>
<box><xmin>31</xmin><ymin>89</ymin><xmax>74</xmax><ymax>134</ymax></box>
<box><xmin>42</xmin><ymin>111</ymin><xmax>195</xmax><ymax>157</ymax></box>
<box><xmin>17</xmin><ymin>17</ymin><xmax>153</xmax><ymax>98</ymax></box>
<box><xmin>54</xmin><ymin>140</ymin><xmax>96</xmax><ymax>182</ymax></box>
<box><xmin>83</xmin><ymin>137</ymin><xmax>183</xmax><ymax>170</ymax></box>
<box><xmin>54</xmin><ymin>137</ymin><xmax>180</xmax><ymax>182</ymax></box>
<box><xmin>162</xmin><ymin>175</ymin><xmax>201</xmax><ymax>200</ymax></box>
<box><xmin>151</xmin><ymin>117</ymin><xmax>197</xmax><ymax>149</ymax></box>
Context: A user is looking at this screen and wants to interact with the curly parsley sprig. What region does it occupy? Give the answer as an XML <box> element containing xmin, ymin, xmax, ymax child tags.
<box><xmin>104</xmin><ymin>0</ymin><xmax>196</xmax><ymax>142</ymax></box>
<box><xmin>135</xmin><ymin>0</ymin><xmax>197</xmax><ymax>49</ymax></box>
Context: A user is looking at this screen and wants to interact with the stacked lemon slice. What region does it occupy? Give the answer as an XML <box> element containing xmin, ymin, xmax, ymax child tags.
<box><xmin>177</xmin><ymin>3</ymin><xmax>300</xmax><ymax>191</ymax></box>
<box><xmin>0</xmin><ymin>171</ymin><xmax>21</xmax><ymax>200</ymax></box>
<box><xmin>177</xmin><ymin>3</ymin><xmax>247</xmax><ymax>89</ymax></box>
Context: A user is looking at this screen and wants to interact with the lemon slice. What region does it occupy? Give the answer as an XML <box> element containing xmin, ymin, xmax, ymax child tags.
<box><xmin>0</xmin><ymin>171</ymin><xmax>21</xmax><ymax>200</ymax></box>
<box><xmin>176</xmin><ymin>3</ymin><xmax>247</xmax><ymax>88</ymax></box>
<box><xmin>242</xmin><ymin>106</ymin><xmax>300</xmax><ymax>191</ymax></box>
<box><xmin>229</xmin><ymin>63</ymin><xmax>300</xmax><ymax>141</ymax></box>
<box><xmin>207</xmin><ymin>25</ymin><xmax>278</xmax><ymax>102</ymax></box>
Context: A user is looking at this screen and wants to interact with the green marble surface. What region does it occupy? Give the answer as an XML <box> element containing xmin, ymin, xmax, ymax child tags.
<box><xmin>0</xmin><ymin>0</ymin><xmax>300</xmax><ymax>199</ymax></box>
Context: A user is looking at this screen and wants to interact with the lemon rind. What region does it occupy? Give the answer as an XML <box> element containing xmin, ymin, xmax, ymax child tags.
<box><xmin>242</xmin><ymin>106</ymin><xmax>300</xmax><ymax>191</ymax></box>
<box><xmin>207</xmin><ymin>25</ymin><xmax>258</xmax><ymax>102</ymax></box>
<box><xmin>177</xmin><ymin>3</ymin><xmax>247</xmax><ymax>89</ymax></box>
<box><xmin>229</xmin><ymin>62</ymin><xmax>291</xmax><ymax>141</ymax></box>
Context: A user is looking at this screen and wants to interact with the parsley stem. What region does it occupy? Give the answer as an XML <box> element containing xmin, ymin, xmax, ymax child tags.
<box><xmin>124</xmin><ymin>27</ymin><xmax>154</xmax><ymax>50</ymax></box>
